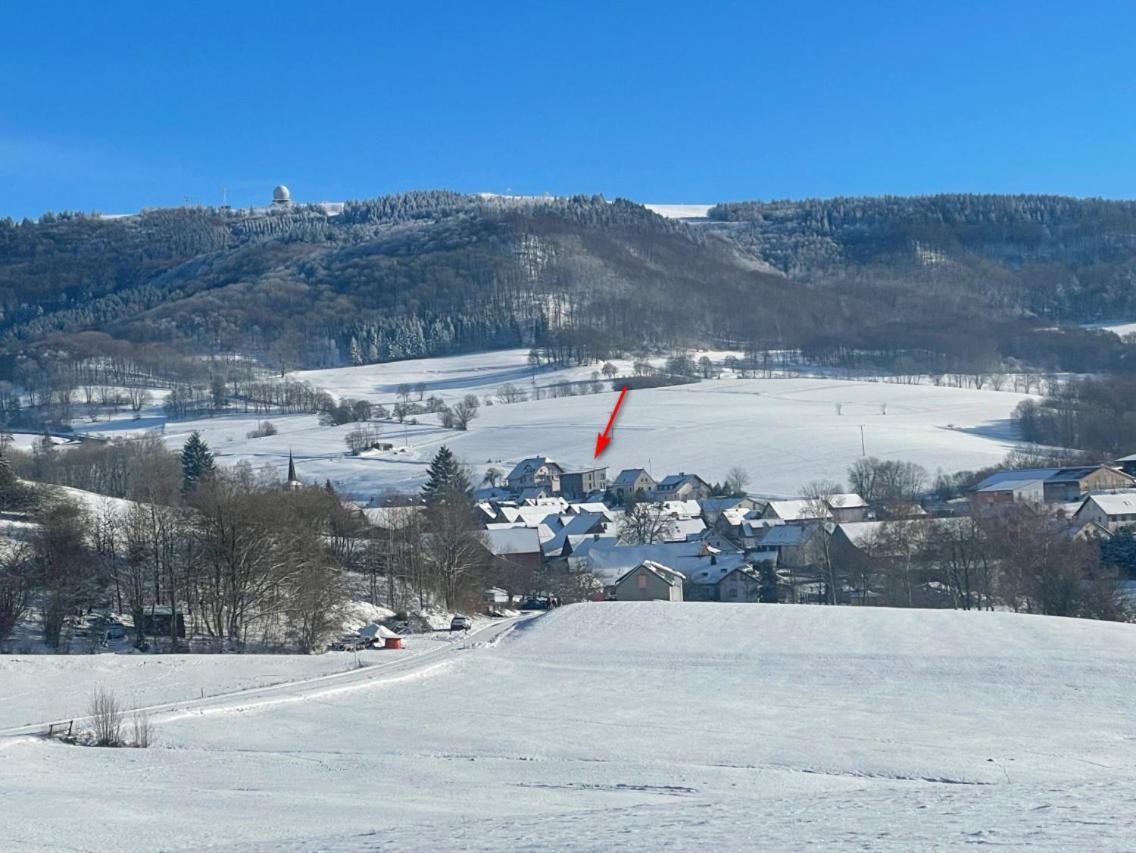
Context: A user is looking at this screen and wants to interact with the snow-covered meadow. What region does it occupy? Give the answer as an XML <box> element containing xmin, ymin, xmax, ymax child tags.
<box><xmin>72</xmin><ymin>349</ymin><xmax>1036</xmax><ymax>500</ymax></box>
<box><xmin>2</xmin><ymin>603</ymin><xmax>1134</xmax><ymax>851</ymax></box>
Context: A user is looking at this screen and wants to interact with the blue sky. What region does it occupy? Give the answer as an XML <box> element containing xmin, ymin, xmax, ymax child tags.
<box><xmin>2</xmin><ymin>1</ymin><xmax>1134</xmax><ymax>218</ymax></box>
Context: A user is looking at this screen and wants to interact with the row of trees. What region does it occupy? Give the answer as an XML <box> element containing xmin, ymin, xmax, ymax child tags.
<box><xmin>0</xmin><ymin>434</ymin><xmax>564</xmax><ymax>652</ymax></box>
<box><xmin>828</xmin><ymin>505</ymin><xmax>1122</xmax><ymax>619</ymax></box>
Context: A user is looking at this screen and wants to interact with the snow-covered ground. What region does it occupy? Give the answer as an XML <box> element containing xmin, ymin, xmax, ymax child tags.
<box><xmin>643</xmin><ymin>202</ymin><xmax>714</xmax><ymax>219</ymax></box>
<box><xmin>0</xmin><ymin>618</ymin><xmax>513</xmax><ymax>733</ymax></box>
<box><xmin>2</xmin><ymin>603</ymin><xmax>1134</xmax><ymax>851</ymax></box>
<box><xmin>1084</xmin><ymin>319</ymin><xmax>1136</xmax><ymax>337</ymax></box>
<box><xmin>71</xmin><ymin>350</ymin><xmax>1034</xmax><ymax>500</ymax></box>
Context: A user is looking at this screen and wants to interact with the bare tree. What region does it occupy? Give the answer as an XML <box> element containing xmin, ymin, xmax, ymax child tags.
<box><xmin>0</xmin><ymin>543</ymin><xmax>33</xmax><ymax>646</ymax></box>
<box><xmin>88</xmin><ymin>686</ymin><xmax>124</xmax><ymax>747</ymax></box>
<box><xmin>800</xmin><ymin>480</ymin><xmax>842</xmax><ymax>604</ymax></box>
<box><xmin>32</xmin><ymin>499</ymin><xmax>93</xmax><ymax>648</ymax></box>
<box><xmin>618</xmin><ymin>499</ymin><xmax>678</xmax><ymax>545</ymax></box>
<box><xmin>451</xmin><ymin>395</ymin><xmax>480</xmax><ymax>430</ymax></box>
<box><xmin>496</xmin><ymin>383</ymin><xmax>527</xmax><ymax>404</ymax></box>
<box><xmin>725</xmin><ymin>466</ymin><xmax>750</xmax><ymax>496</ymax></box>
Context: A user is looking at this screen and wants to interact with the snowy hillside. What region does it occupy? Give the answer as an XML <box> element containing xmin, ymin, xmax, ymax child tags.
<box><xmin>73</xmin><ymin>349</ymin><xmax>1035</xmax><ymax>500</ymax></box>
<box><xmin>2</xmin><ymin>604</ymin><xmax>1134</xmax><ymax>850</ymax></box>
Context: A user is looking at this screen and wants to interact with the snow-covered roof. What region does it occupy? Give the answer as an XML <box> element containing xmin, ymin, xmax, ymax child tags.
<box><xmin>571</xmin><ymin>538</ymin><xmax>745</xmax><ymax>583</ymax></box>
<box><xmin>721</xmin><ymin>507</ymin><xmax>752</xmax><ymax>526</ymax></box>
<box><xmin>765</xmin><ymin>500</ymin><xmax>831</xmax><ymax>521</ymax></box>
<box><xmin>506</xmin><ymin>456</ymin><xmax>561</xmax><ymax>482</ymax></box>
<box><xmin>759</xmin><ymin>524</ymin><xmax>815</xmax><ymax>547</ymax></box>
<box><xmin>660</xmin><ymin>499</ymin><xmax>702</xmax><ymax>519</ymax></box>
<box><xmin>357</xmin><ymin>623</ymin><xmax>400</xmax><ymax>640</ymax></box>
<box><xmin>541</xmin><ymin>512</ymin><xmax>611</xmax><ymax>556</ymax></box>
<box><xmin>568</xmin><ymin>502</ymin><xmax>616</xmax><ymax>520</ymax></box>
<box><xmin>977</xmin><ymin>478</ymin><xmax>1046</xmax><ymax>494</ymax></box>
<box><xmin>616</xmin><ymin>560</ymin><xmax>686</xmax><ymax>587</ymax></box>
<box><xmin>664</xmin><ymin>517</ymin><xmax>707</xmax><ymax>542</ymax></box>
<box><xmin>825</xmin><ymin>493</ymin><xmax>867</xmax><ymax>510</ymax></box>
<box><xmin>741</xmin><ymin>518</ymin><xmax>785</xmax><ymax>538</ymax></box>
<box><xmin>974</xmin><ymin>469</ymin><xmax>1062</xmax><ymax>490</ymax></box>
<box><xmin>835</xmin><ymin>521</ymin><xmax>888</xmax><ymax>548</ymax></box>
<box><xmin>481</xmin><ymin>528</ymin><xmax>542</xmax><ymax>556</ymax></box>
<box><xmin>1080</xmin><ymin>492</ymin><xmax>1136</xmax><ymax>516</ymax></box>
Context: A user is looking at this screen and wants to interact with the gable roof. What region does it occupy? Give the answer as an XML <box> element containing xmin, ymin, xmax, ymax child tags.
<box><xmin>765</xmin><ymin>499</ymin><xmax>831</xmax><ymax>521</ymax></box>
<box><xmin>615</xmin><ymin>560</ymin><xmax>686</xmax><ymax>587</ymax></box>
<box><xmin>1079</xmin><ymin>492</ymin><xmax>1136</xmax><ymax>516</ymax></box>
<box><xmin>613</xmin><ymin>468</ymin><xmax>654</xmax><ymax>487</ymax></box>
<box><xmin>758</xmin><ymin>524</ymin><xmax>816</xmax><ymax>547</ymax></box>
<box><xmin>541</xmin><ymin>512</ymin><xmax>611</xmax><ymax>556</ymax></box>
<box><xmin>506</xmin><ymin>456</ymin><xmax>561</xmax><ymax>482</ymax></box>
<box><xmin>660</xmin><ymin>499</ymin><xmax>702</xmax><ymax>519</ymax></box>
<box><xmin>571</xmin><ymin>538</ymin><xmax>745</xmax><ymax>583</ymax></box>
<box><xmin>481</xmin><ymin>528</ymin><xmax>542</xmax><ymax>557</ymax></box>
<box><xmin>657</xmin><ymin>472</ymin><xmax>708</xmax><ymax>490</ymax></box>
<box><xmin>825</xmin><ymin>493</ymin><xmax>867</xmax><ymax>510</ymax></box>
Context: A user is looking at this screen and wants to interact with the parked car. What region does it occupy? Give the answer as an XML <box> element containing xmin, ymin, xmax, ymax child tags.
<box><xmin>450</xmin><ymin>616</ymin><xmax>472</xmax><ymax>631</ymax></box>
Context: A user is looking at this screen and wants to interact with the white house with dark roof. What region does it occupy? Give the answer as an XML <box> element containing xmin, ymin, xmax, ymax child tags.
<box><xmin>652</xmin><ymin>473</ymin><xmax>711</xmax><ymax>501</ymax></box>
<box><xmin>505</xmin><ymin>456</ymin><xmax>564</xmax><ymax>493</ymax></box>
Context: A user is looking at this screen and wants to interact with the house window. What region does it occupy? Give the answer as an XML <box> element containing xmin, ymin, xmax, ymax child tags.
<box><xmin>728</xmin><ymin>588</ymin><xmax>738</xmax><ymax>599</ymax></box>
<box><xmin>637</xmin><ymin>574</ymin><xmax>648</xmax><ymax>590</ymax></box>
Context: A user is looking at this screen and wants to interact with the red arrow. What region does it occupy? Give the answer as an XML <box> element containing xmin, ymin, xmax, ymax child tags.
<box><xmin>594</xmin><ymin>385</ymin><xmax>629</xmax><ymax>457</ymax></box>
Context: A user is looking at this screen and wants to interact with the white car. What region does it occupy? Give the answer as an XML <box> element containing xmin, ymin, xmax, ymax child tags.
<box><xmin>450</xmin><ymin>616</ymin><xmax>472</xmax><ymax>631</ymax></box>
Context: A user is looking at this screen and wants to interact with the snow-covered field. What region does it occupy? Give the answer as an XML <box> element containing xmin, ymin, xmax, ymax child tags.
<box><xmin>73</xmin><ymin>350</ymin><xmax>1034</xmax><ymax>500</ymax></box>
<box><xmin>2</xmin><ymin>604</ymin><xmax>1134</xmax><ymax>851</ymax></box>
<box><xmin>643</xmin><ymin>202</ymin><xmax>714</xmax><ymax>219</ymax></box>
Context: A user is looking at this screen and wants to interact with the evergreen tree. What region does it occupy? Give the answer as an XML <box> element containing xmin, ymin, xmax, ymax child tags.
<box><xmin>421</xmin><ymin>445</ymin><xmax>472</xmax><ymax>507</ymax></box>
<box><xmin>181</xmin><ymin>431</ymin><xmax>216</xmax><ymax>493</ymax></box>
<box><xmin>0</xmin><ymin>452</ymin><xmax>37</xmax><ymax>511</ymax></box>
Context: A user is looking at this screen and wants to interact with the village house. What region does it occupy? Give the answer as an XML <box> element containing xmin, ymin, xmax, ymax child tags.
<box><xmin>973</xmin><ymin>466</ymin><xmax>1135</xmax><ymax>505</ymax></box>
<box><xmin>762</xmin><ymin>499</ymin><xmax>831</xmax><ymax>522</ymax></box>
<box><xmin>478</xmin><ymin>528</ymin><xmax>544</xmax><ymax>587</ymax></box>
<box><xmin>613</xmin><ymin>560</ymin><xmax>685</xmax><ymax>602</ymax></box>
<box><xmin>652</xmin><ymin>472</ymin><xmax>712</xmax><ymax>501</ymax></box>
<box><xmin>505</xmin><ymin>457</ymin><xmax>564</xmax><ymax>493</ymax></box>
<box><xmin>611</xmin><ymin>468</ymin><xmax>657</xmax><ymax>504</ymax></box>
<box><xmin>751</xmin><ymin>523</ymin><xmax>823</xmax><ymax>569</ymax></box>
<box><xmin>558</xmin><ymin>466</ymin><xmax>608</xmax><ymax>500</ymax></box>
<box><xmin>716</xmin><ymin>565</ymin><xmax>766</xmax><ymax>603</ymax></box>
<box><xmin>824</xmin><ymin>493</ymin><xmax>870</xmax><ymax>523</ymax></box>
<box><xmin>1073</xmin><ymin>492</ymin><xmax>1136</xmax><ymax>533</ymax></box>
<box><xmin>568</xmin><ymin>538</ymin><xmax>747</xmax><ymax>587</ymax></box>
<box><xmin>699</xmin><ymin>495</ymin><xmax>757</xmax><ymax>525</ymax></box>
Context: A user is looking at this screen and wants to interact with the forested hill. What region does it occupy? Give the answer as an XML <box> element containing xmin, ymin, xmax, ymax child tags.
<box><xmin>1</xmin><ymin>191</ymin><xmax>1135</xmax><ymax>379</ymax></box>
<box><xmin>707</xmin><ymin>195</ymin><xmax>1136</xmax><ymax>322</ymax></box>
<box><xmin>0</xmin><ymin>193</ymin><xmax>835</xmax><ymax>372</ymax></box>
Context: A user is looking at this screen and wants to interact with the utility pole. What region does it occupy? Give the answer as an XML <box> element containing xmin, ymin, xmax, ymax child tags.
<box><xmin>858</xmin><ymin>424</ymin><xmax>866</xmax><ymax>457</ymax></box>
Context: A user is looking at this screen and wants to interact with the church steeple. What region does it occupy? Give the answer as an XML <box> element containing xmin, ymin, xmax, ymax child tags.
<box><xmin>285</xmin><ymin>450</ymin><xmax>301</xmax><ymax>490</ymax></box>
